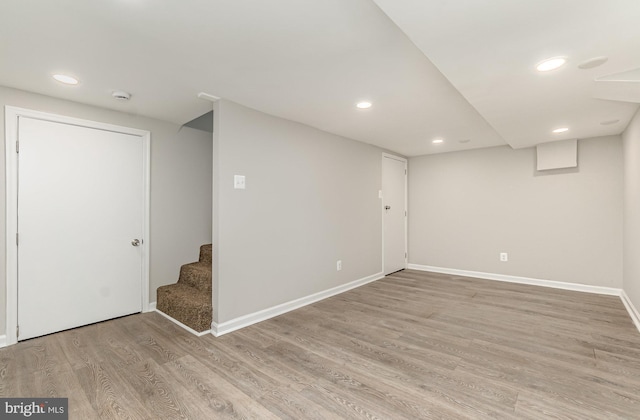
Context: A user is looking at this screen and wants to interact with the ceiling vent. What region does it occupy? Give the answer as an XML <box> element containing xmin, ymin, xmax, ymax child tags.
<box><xmin>112</xmin><ymin>91</ymin><xmax>131</xmax><ymax>101</ymax></box>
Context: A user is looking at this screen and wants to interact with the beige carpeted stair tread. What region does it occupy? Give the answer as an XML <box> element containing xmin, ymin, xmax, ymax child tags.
<box><xmin>199</xmin><ymin>244</ymin><xmax>212</xmax><ymax>264</ymax></box>
<box><xmin>177</xmin><ymin>262</ymin><xmax>212</xmax><ymax>292</ymax></box>
<box><xmin>156</xmin><ymin>283</ymin><xmax>211</xmax><ymax>332</ymax></box>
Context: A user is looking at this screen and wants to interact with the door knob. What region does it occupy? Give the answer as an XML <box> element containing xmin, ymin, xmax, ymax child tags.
<box><xmin>131</xmin><ymin>239</ymin><xmax>141</xmax><ymax>247</ymax></box>
<box><xmin>385</xmin><ymin>206</ymin><xmax>391</xmax><ymax>210</ymax></box>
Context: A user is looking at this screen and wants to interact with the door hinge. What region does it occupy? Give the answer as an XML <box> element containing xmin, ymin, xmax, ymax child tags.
<box><xmin>405</xmin><ymin>211</ymin><xmax>407</xmax><ymax>217</ymax></box>
<box><xmin>16</xmin><ymin>233</ymin><xmax>18</xmax><ymax>245</ymax></box>
<box><xmin>16</xmin><ymin>325</ymin><xmax>19</xmax><ymax>338</ymax></box>
<box><xmin>16</xmin><ymin>140</ymin><xmax>19</xmax><ymax>153</ymax></box>
<box><xmin>405</xmin><ymin>252</ymin><xmax>407</xmax><ymax>258</ymax></box>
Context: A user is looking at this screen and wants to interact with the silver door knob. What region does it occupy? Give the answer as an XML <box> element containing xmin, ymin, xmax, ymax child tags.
<box><xmin>131</xmin><ymin>239</ymin><xmax>141</xmax><ymax>247</ymax></box>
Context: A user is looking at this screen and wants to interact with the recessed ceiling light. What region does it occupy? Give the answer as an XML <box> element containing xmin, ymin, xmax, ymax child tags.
<box><xmin>52</xmin><ymin>74</ymin><xmax>79</xmax><ymax>85</ymax></box>
<box><xmin>600</xmin><ymin>119</ymin><xmax>620</xmax><ymax>126</ymax></box>
<box><xmin>552</xmin><ymin>127</ymin><xmax>569</xmax><ymax>134</ymax></box>
<box><xmin>536</xmin><ymin>57</ymin><xmax>567</xmax><ymax>72</ymax></box>
<box><xmin>356</xmin><ymin>101</ymin><xmax>372</xmax><ymax>109</ymax></box>
<box><xmin>432</xmin><ymin>139</ymin><xmax>444</xmax><ymax>144</ymax></box>
<box><xmin>578</xmin><ymin>56</ymin><xmax>608</xmax><ymax>70</ymax></box>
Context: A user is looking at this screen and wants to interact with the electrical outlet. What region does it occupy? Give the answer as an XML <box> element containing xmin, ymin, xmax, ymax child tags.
<box><xmin>500</xmin><ymin>252</ymin><xmax>508</xmax><ymax>262</ymax></box>
<box><xmin>337</xmin><ymin>260</ymin><xmax>342</xmax><ymax>271</ymax></box>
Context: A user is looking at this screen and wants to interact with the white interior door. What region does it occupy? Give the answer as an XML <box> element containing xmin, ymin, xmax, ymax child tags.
<box><xmin>382</xmin><ymin>154</ymin><xmax>407</xmax><ymax>275</ymax></box>
<box><xmin>17</xmin><ymin>116</ymin><xmax>145</xmax><ymax>341</ymax></box>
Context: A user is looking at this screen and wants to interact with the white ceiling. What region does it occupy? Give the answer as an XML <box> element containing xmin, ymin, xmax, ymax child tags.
<box><xmin>0</xmin><ymin>0</ymin><xmax>638</xmax><ymax>156</ymax></box>
<box><xmin>372</xmin><ymin>0</ymin><xmax>640</xmax><ymax>150</ymax></box>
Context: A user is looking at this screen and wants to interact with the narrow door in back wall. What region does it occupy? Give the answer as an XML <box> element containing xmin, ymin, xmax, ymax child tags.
<box><xmin>382</xmin><ymin>154</ymin><xmax>407</xmax><ymax>275</ymax></box>
<box><xmin>17</xmin><ymin>116</ymin><xmax>145</xmax><ymax>341</ymax></box>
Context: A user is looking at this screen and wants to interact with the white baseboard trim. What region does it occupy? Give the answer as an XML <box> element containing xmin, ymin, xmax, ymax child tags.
<box><xmin>154</xmin><ymin>309</ymin><xmax>211</xmax><ymax>337</ymax></box>
<box><xmin>621</xmin><ymin>290</ymin><xmax>640</xmax><ymax>333</ymax></box>
<box><xmin>0</xmin><ymin>335</ymin><xmax>6</xmax><ymax>349</ymax></box>
<box><xmin>146</xmin><ymin>302</ymin><xmax>157</xmax><ymax>312</ymax></box>
<box><xmin>407</xmin><ymin>264</ymin><xmax>622</xmax><ymax>296</ymax></box>
<box><xmin>212</xmin><ymin>271</ymin><xmax>384</xmax><ymax>337</ymax></box>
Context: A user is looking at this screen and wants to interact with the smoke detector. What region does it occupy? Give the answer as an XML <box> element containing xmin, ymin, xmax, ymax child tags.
<box><xmin>112</xmin><ymin>90</ymin><xmax>131</xmax><ymax>101</ymax></box>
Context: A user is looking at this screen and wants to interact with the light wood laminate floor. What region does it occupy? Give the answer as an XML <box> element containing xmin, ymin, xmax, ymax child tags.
<box><xmin>2</xmin><ymin>269</ymin><xmax>640</xmax><ymax>419</ymax></box>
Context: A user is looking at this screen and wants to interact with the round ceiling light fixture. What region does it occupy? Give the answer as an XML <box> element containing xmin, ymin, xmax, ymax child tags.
<box><xmin>52</xmin><ymin>74</ymin><xmax>79</xmax><ymax>85</ymax></box>
<box><xmin>356</xmin><ymin>101</ymin><xmax>372</xmax><ymax>109</ymax></box>
<box><xmin>536</xmin><ymin>57</ymin><xmax>567</xmax><ymax>72</ymax></box>
<box><xmin>552</xmin><ymin>127</ymin><xmax>569</xmax><ymax>134</ymax></box>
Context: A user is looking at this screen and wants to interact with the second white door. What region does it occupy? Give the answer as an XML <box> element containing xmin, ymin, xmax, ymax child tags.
<box><xmin>382</xmin><ymin>154</ymin><xmax>407</xmax><ymax>275</ymax></box>
<box><xmin>17</xmin><ymin>116</ymin><xmax>145</xmax><ymax>341</ymax></box>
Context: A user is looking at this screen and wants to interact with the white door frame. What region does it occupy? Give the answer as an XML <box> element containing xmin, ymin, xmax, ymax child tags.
<box><xmin>4</xmin><ymin>106</ymin><xmax>151</xmax><ymax>346</ymax></box>
<box><xmin>381</xmin><ymin>153</ymin><xmax>408</xmax><ymax>274</ymax></box>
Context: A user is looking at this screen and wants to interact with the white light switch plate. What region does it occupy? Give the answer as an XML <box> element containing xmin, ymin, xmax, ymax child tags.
<box><xmin>234</xmin><ymin>175</ymin><xmax>246</xmax><ymax>189</ymax></box>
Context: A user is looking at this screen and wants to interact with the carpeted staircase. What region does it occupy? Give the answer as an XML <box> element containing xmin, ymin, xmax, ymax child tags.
<box><xmin>156</xmin><ymin>244</ymin><xmax>212</xmax><ymax>332</ymax></box>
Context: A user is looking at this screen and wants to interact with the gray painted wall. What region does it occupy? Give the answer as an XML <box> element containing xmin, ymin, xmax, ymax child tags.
<box><xmin>0</xmin><ymin>86</ymin><xmax>212</xmax><ymax>337</ymax></box>
<box><xmin>623</xmin><ymin>109</ymin><xmax>640</xmax><ymax>312</ymax></box>
<box><xmin>408</xmin><ymin>136</ymin><xmax>623</xmax><ymax>287</ymax></box>
<box><xmin>213</xmin><ymin>99</ymin><xmax>383</xmax><ymax>324</ymax></box>
<box><xmin>3</xmin><ymin>86</ymin><xmax>633</xmax><ymax>337</ymax></box>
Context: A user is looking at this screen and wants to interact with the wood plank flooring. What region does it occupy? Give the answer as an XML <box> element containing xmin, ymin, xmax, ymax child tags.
<box><xmin>2</xmin><ymin>269</ymin><xmax>640</xmax><ymax>419</ymax></box>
